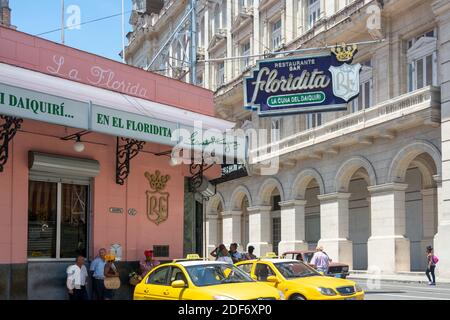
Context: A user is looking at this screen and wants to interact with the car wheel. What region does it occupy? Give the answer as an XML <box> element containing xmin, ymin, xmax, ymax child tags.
<box><xmin>289</xmin><ymin>294</ymin><xmax>306</xmax><ymax>300</ymax></box>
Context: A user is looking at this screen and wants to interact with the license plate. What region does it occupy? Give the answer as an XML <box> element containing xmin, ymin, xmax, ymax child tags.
<box><xmin>335</xmin><ymin>274</ymin><xmax>342</xmax><ymax>278</ymax></box>
<box><xmin>345</xmin><ymin>297</ymin><xmax>356</xmax><ymax>300</ymax></box>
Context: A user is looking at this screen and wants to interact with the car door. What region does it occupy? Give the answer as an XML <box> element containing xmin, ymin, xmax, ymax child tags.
<box><xmin>165</xmin><ymin>266</ymin><xmax>189</xmax><ymax>300</ymax></box>
<box><xmin>254</xmin><ymin>263</ymin><xmax>278</xmax><ymax>287</ymax></box>
<box><xmin>142</xmin><ymin>265</ymin><xmax>171</xmax><ymax>300</ymax></box>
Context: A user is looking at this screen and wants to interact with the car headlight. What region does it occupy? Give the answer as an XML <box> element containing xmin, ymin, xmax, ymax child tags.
<box><xmin>213</xmin><ymin>295</ymin><xmax>236</xmax><ymax>300</ymax></box>
<box><xmin>355</xmin><ymin>284</ymin><xmax>363</xmax><ymax>292</ymax></box>
<box><xmin>278</xmin><ymin>290</ymin><xmax>286</xmax><ymax>300</ymax></box>
<box><xmin>317</xmin><ymin>287</ymin><xmax>337</xmax><ymax>296</ymax></box>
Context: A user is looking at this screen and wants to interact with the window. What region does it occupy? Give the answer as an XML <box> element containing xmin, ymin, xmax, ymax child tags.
<box><xmin>241</xmin><ymin>41</ymin><xmax>251</xmax><ymax>71</ymax></box>
<box><xmin>28</xmin><ymin>181</ymin><xmax>88</xmax><ymax>259</ymax></box>
<box><xmin>306</xmin><ymin>113</ymin><xmax>322</xmax><ymax>129</ymax></box>
<box><xmin>271</xmin><ymin>19</ymin><xmax>282</xmax><ymax>50</ymax></box>
<box><xmin>255</xmin><ymin>263</ymin><xmax>275</xmax><ymax>281</ymax></box>
<box><xmin>196</xmin><ymin>74</ymin><xmax>204</xmax><ymax>87</ymax></box>
<box><xmin>236</xmin><ymin>263</ymin><xmax>253</xmax><ymax>275</ymax></box>
<box><xmin>169</xmin><ymin>267</ymin><xmax>187</xmax><ymax>284</ymax></box>
<box><xmin>217</xmin><ymin>61</ymin><xmax>225</xmax><ymax>86</ymax></box>
<box><xmin>153</xmin><ymin>245</ymin><xmax>169</xmax><ymax>257</ymax></box>
<box><xmin>271</xmin><ymin>118</ymin><xmax>282</xmax><ymax>143</ymax></box>
<box><xmin>221</xmin><ymin>1</ymin><xmax>227</xmax><ymax>30</ymax></box>
<box><xmin>308</xmin><ymin>0</ymin><xmax>321</xmax><ymax>29</ymax></box>
<box><xmin>407</xmin><ymin>30</ymin><xmax>437</xmax><ymax>92</ymax></box>
<box><xmin>352</xmin><ymin>61</ymin><xmax>373</xmax><ymax>112</ymax></box>
<box><xmin>272</xmin><ymin>195</ymin><xmax>281</xmax><ymax>211</ymax></box>
<box><xmin>147</xmin><ymin>266</ymin><xmax>170</xmax><ymax>285</ymax></box>
<box><xmin>214</xmin><ymin>4</ymin><xmax>221</xmax><ymax>33</ymax></box>
<box><xmin>272</xmin><ymin>217</ymin><xmax>281</xmax><ymax>255</ymax></box>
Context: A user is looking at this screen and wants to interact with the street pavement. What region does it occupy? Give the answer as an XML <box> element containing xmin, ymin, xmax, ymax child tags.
<box><xmin>353</xmin><ymin>279</ymin><xmax>450</xmax><ymax>300</ymax></box>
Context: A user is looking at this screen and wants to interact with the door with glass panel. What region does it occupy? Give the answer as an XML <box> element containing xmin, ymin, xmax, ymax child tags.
<box><xmin>28</xmin><ymin>181</ymin><xmax>89</xmax><ymax>259</ymax></box>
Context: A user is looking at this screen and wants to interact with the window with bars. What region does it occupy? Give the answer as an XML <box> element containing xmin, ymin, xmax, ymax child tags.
<box><xmin>153</xmin><ymin>245</ymin><xmax>170</xmax><ymax>257</ymax></box>
<box><xmin>308</xmin><ymin>0</ymin><xmax>321</xmax><ymax>29</ymax></box>
<box><xmin>271</xmin><ymin>19</ymin><xmax>282</xmax><ymax>50</ymax></box>
<box><xmin>272</xmin><ymin>217</ymin><xmax>281</xmax><ymax>255</ymax></box>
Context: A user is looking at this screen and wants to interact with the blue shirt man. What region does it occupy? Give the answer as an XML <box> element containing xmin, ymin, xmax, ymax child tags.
<box><xmin>90</xmin><ymin>248</ymin><xmax>107</xmax><ymax>300</ymax></box>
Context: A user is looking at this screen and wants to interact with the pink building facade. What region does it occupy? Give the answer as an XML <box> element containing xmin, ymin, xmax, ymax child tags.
<box><xmin>0</xmin><ymin>26</ymin><xmax>231</xmax><ymax>299</ymax></box>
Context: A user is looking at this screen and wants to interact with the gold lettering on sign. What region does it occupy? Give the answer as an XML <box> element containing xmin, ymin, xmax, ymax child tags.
<box><xmin>145</xmin><ymin>170</ymin><xmax>170</xmax><ymax>225</ymax></box>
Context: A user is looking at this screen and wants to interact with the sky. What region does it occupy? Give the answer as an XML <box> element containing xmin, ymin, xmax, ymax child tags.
<box><xmin>10</xmin><ymin>0</ymin><xmax>133</xmax><ymax>61</ymax></box>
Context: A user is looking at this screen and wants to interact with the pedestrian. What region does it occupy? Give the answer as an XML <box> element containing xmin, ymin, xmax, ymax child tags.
<box><xmin>211</xmin><ymin>244</ymin><xmax>233</xmax><ymax>264</ymax></box>
<box><xmin>90</xmin><ymin>248</ymin><xmax>107</xmax><ymax>300</ymax></box>
<box><xmin>243</xmin><ymin>245</ymin><xmax>257</xmax><ymax>260</ymax></box>
<box><xmin>104</xmin><ymin>254</ymin><xmax>120</xmax><ymax>300</ymax></box>
<box><xmin>210</xmin><ymin>244</ymin><xmax>226</xmax><ymax>260</ymax></box>
<box><xmin>229</xmin><ymin>243</ymin><xmax>243</xmax><ymax>263</ymax></box>
<box><xmin>139</xmin><ymin>249</ymin><xmax>160</xmax><ymax>278</ymax></box>
<box><xmin>66</xmin><ymin>255</ymin><xmax>88</xmax><ymax>301</ymax></box>
<box><xmin>310</xmin><ymin>246</ymin><xmax>331</xmax><ymax>275</ymax></box>
<box><xmin>426</xmin><ymin>245</ymin><xmax>438</xmax><ymax>286</ymax></box>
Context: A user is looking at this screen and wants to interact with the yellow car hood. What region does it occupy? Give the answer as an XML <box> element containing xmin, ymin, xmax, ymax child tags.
<box><xmin>199</xmin><ymin>282</ymin><xmax>279</xmax><ymax>300</ymax></box>
<box><xmin>288</xmin><ymin>275</ymin><xmax>356</xmax><ymax>289</ymax></box>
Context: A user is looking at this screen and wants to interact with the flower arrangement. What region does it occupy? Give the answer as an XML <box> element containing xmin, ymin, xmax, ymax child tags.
<box><xmin>128</xmin><ymin>272</ymin><xmax>143</xmax><ymax>286</ymax></box>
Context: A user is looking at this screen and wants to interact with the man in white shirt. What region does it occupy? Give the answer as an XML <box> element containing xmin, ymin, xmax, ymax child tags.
<box><xmin>67</xmin><ymin>255</ymin><xmax>88</xmax><ymax>300</ymax></box>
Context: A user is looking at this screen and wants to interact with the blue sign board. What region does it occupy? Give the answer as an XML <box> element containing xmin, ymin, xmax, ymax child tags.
<box><xmin>244</xmin><ymin>53</ymin><xmax>361</xmax><ymax>117</ymax></box>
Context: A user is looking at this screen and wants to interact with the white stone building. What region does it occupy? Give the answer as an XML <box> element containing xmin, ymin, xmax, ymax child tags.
<box><xmin>125</xmin><ymin>0</ymin><xmax>450</xmax><ymax>278</ymax></box>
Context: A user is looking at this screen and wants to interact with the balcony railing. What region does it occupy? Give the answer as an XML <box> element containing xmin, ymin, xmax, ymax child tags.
<box><xmin>211</xmin><ymin>164</ymin><xmax>248</xmax><ymax>185</ymax></box>
<box><xmin>249</xmin><ymin>86</ymin><xmax>441</xmax><ymax>164</ymax></box>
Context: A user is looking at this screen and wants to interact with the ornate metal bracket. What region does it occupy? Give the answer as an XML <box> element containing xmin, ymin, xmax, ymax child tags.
<box><xmin>0</xmin><ymin>116</ymin><xmax>23</xmax><ymax>172</ymax></box>
<box><xmin>189</xmin><ymin>159</ymin><xmax>216</xmax><ymax>199</ymax></box>
<box><xmin>116</xmin><ymin>137</ymin><xmax>145</xmax><ymax>185</ymax></box>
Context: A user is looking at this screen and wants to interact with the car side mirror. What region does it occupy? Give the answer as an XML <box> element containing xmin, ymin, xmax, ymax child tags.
<box><xmin>251</xmin><ymin>274</ymin><xmax>257</xmax><ymax>280</ymax></box>
<box><xmin>267</xmin><ymin>276</ymin><xmax>279</xmax><ymax>283</ymax></box>
<box><xmin>171</xmin><ymin>280</ymin><xmax>186</xmax><ymax>288</ymax></box>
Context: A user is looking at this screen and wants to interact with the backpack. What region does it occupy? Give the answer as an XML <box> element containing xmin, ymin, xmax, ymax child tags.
<box><xmin>433</xmin><ymin>255</ymin><xmax>439</xmax><ymax>264</ymax></box>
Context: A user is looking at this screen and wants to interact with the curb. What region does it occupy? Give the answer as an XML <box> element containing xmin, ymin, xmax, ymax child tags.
<box><xmin>348</xmin><ymin>276</ymin><xmax>450</xmax><ymax>285</ymax></box>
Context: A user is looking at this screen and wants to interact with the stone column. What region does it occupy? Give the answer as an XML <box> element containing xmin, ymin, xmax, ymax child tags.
<box><xmin>278</xmin><ymin>200</ymin><xmax>308</xmax><ymax>254</ymax></box>
<box><xmin>247</xmin><ymin>206</ymin><xmax>272</xmax><ymax>257</ymax></box>
<box><xmin>281</xmin><ymin>7</ymin><xmax>286</xmax><ymax>45</ymax></box>
<box><xmin>367</xmin><ymin>183</ymin><xmax>410</xmax><ymax>273</ymax></box>
<box><xmin>421</xmin><ymin>188</ymin><xmax>438</xmax><ymax>254</ymax></box>
<box><xmin>253</xmin><ymin>0</ymin><xmax>260</xmax><ymax>63</ymax></box>
<box><xmin>225</xmin><ymin>0</ymin><xmax>233</xmax><ymax>82</ymax></box>
<box><xmin>204</xmin><ymin>6</ymin><xmax>210</xmax><ymax>89</ymax></box>
<box><xmin>433</xmin><ymin>0</ymin><xmax>450</xmax><ymax>279</ymax></box>
<box><xmin>285</xmin><ymin>0</ymin><xmax>294</xmax><ymax>42</ymax></box>
<box><xmin>317</xmin><ymin>193</ymin><xmax>353</xmax><ymax>269</ymax></box>
<box><xmin>221</xmin><ymin>211</ymin><xmax>242</xmax><ymax>249</ymax></box>
<box><xmin>206</xmin><ymin>214</ymin><xmax>219</xmax><ymax>259</ymax></box>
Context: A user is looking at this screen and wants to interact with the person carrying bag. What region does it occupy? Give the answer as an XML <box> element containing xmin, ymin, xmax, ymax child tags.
<box><xmin>103</xmin><ymin>254</ymin><xmax>120</xmax><ymax>300</ymax></box>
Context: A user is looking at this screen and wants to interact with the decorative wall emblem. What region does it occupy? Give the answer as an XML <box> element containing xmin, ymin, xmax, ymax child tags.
<box><xmin>329</xmin><ymin>63</ymin><xmax>361</xmax><ymax>102</ymax></box>
<box><xmin>145</xmin><ymin>170</ymin><xmax>170</xmax><ymax>225</ymax></box>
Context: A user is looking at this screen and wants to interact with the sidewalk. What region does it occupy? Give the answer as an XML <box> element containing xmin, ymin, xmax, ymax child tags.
<box><xmin>348</xmin><ymin>270</ymin><xmax>450</xmax><ymax>284</ymax></box>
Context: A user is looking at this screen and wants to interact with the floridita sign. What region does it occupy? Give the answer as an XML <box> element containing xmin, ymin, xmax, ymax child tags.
<box><xmin>244</xmin><ymin>44</ymin><xmax>361</xmax><ymax>116</ymax></box>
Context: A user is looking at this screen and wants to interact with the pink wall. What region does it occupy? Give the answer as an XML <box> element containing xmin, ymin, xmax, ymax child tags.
<box><xmin>0</xmin><ymin>26</ymin><xmax>215</xmax><ymax>116</ymax></box>
<box><xmin>0</xmin><ymin>120</ymin><xmax>192</xmax><ymax>264</ymax></box>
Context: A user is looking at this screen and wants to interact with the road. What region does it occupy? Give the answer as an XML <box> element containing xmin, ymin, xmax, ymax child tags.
<box><xmin>353</xmin><ymin>279</ymin><xmax>450</xmax><ymax>300</ymax></box>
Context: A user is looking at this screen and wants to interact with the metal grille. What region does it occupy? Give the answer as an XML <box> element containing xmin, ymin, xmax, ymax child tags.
<box><xmin>336</xmin><ymin>286</ymin><xmax>355</xmax><ymax>296</ymax></box>
<box><xmin>153</xmin><ymin>245</ymin><xmax>170</xmax><ymax>257</ymax></box>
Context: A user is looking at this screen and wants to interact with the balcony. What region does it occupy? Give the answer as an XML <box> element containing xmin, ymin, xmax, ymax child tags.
<box><xmin>249</xmin><ymin>86</ymin><xmax>441</xmax><ymax>165</ymax></box>
<box><xmin>211</xmin><ymin>164</ymin><xmax>248</xmax><ymax>185</ymax></box>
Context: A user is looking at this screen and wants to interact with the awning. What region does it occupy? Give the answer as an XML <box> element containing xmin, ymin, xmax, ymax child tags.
<box><xmin>0</xmin><ymin>63</ymin><xmax>244</xmax><ymax>159</ymax></box>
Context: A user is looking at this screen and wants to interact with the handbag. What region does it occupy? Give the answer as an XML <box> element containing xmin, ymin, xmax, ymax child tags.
<box><xmin>104</xmin><ymin>276</ymin><xmax>121</xmax><ymax>290</ymax></box>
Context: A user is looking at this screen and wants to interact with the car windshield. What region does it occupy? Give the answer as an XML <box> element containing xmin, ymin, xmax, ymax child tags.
<box><xmin>274</xmin><ymin>261</ymin><xmax>320</xmax><ymax>279</ymax></box>
<box><xmin>185</xmin><ymin>264</ymin><xmax>254</xmax><ymax>287</ymax></box>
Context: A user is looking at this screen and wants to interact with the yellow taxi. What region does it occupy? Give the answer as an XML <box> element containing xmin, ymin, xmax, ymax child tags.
<box><xmin>235</xmin><ymin>257</ymin><xmax>364</xmax><ymax>300</ymax></box>
<box><xmin>133</xmin><ymin>257</ymin><xmax>285</xmax><ymax>300</ymax></box>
